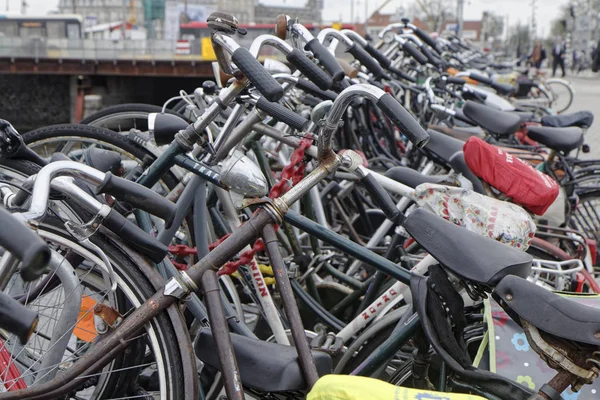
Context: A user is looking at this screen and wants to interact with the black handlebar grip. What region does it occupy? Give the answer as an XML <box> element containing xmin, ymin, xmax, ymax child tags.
<box><xmin>95</xmin><ymin>172</ymin><xmax>176</xmax><ymax>228</ymax></box>
<box><xmin>387</xmin><ymin>65</ymin><xmax>416</xmax><ymax>83</ymax></box>
<box><xmin>0</xmin><ymin>208</ymin><xmax>51</xmax><ymax>282</ymax></box>
<box><xmin>0</xmin><ymin>292</ymin><xmax>38</xmax><ymax>344</ymax></box>
<box><xmin>360</xmin><ymin>173</ymin><xmax>404</xmax><ymax>224</ymax></box>
<box><xmin>491</xmin><ymin>82</ymin><xmax>516</xmax><ymax>95</ymax></box>
<box><xmin>420</xmin><ymin>45</ymin><xmax>442</xmax><ymax>67</ymax></box>
<box><xmin>231</xmin><ymin>47</ymin><xmax>283</xmax><ymax>102</ymax></box>
<box><xmin>402</xmin><ymin>42</ymin><xmax>429</xmax><ymax>66</ymax></box>
<box><xmin>469</xmin><ymin>72</ymin><xmax>492</xmax><ymax>86</ymax></box>
<box><xmin>446</xmin><ymin>77</ymin><xmax>466</xmax><ymax>85</ymax></box>
<box><xmin>364</xmin><ymin>43</ymin><xmax>391</xmax><ymax>68</ymax></box>
<box><xmin>447</xmin><ymin>42</ymin><xmax>460</xmax><ymax>52</ymax></box>
<box><xmin>304</xmin><ymin>38</ymin><xmax>345</xmax><ymax>82</ymax></box>
<box><xmin>347</xmin><ymin>43</ymin><xmax>384</xmax><ymax>79</ymax></box>
<box><xmin>286</xmin><ymin>48</ymin><xmax>333</xmax><ymax>91</ymax></box>
<box><xmin>413</xmin><ymin>28</ymin><xmax>441</xmax><ymax>54</ymax></box>
<box><xmin>256</xmin><ymin>97</ymin><xmax>309</xmax><ymax>131</ymax></box>
<box><xmin>377</xmin><ymin>93</ymin><xmax>430</xmax><ymax>148</ymax></box>
<box><xmin>103</xmin><ymin>209</ymin><xmax>169</xmax><ymax>263</ymax></box>
<box><xmin>295</xmin><ymin>78</ymin><xmax>338</xmax><ymax>101</ymax></box>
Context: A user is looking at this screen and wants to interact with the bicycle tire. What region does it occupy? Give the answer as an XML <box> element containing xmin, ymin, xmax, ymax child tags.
<box><xmin>1</xmin><ymin>216</ymin><xmax>189</xmax><ymax>399</ymax></box>
<box><xmin>544</xmin><ymin>79</ymin><xmax>574</xmax><ymax>114</ymax></box>
<box><xmin>569</xmin><ymin>189</ymin><xmax>600</xmax><ymax>250</ymax></box>
<box><xmin>22</xmin><ymin>124</ymin><xmax>177</xmax><ymax>188</ymax></box>
<box><xmin>79</xmin><ymin>103</ymin><xmax>180</xmax><ymax>133</ymax></box>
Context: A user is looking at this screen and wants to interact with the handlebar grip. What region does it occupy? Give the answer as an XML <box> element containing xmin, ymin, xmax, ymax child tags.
<box><xmin>256</xmin><ymin>97</ymin><xmax>309</xmax><ymax>131</ymax></box>
<box><xmin>103</xmin><ymin>209</ymin><xmax>169</xmax><ymax>263</ymax></box>
<box><xmin>0</xmin><ymin>292</ymin><xmax>38</xmax><ymax>344</ymax></box>
<box><xmin>469</xmin><ymin>72</ymin><xmax>492</xmax><ymax>85</ymax></box>
<box><xmin>447</xmin><ymin>42</ymin><xmax>460</xmax><ymax>52</ymax></box>
<box><xmin>0</xmin><ymin>208</ymin><xmax>51</xmax><ymax>282</ymax></box>
<box><xmin>491</xmin><ymin>82</ymin><xmax>516</xmax><ymax>95</ymax></box>
<box><xmin>420</xmin><ymin>45</ymin><xmax>442</xmax><ymax>67</ymax></box>
<box><xmin>377</xmin><ymin>93</ymin><xmax>430</xmax><ymax>148</ymax></box>
<box><xmin>286</xmin><ymin>48</ymin><xmax>333</xmax><ymax>91</ymax></box>
<box><xmin>360</xmin><ymin>173</ymin><xmax>403</xmax><ymax>224</ymax></box>
<box><xmin>413</xmin><ymin>28</ymin><xmax>441</xmax><ymax>54</ymax></box>
<box><xmin>347</xmin><ymin>43</ymin><xmax>384</xmax><ymax>79</ymax></box>
<box><xmin>402</xmin><ymin>42</ymin><xmax>428</xmax><ymax>65</ymax></box>
<box><xmin>387</xmin><ymin>66</ymin><xmax>416</xmax><ymax>83</ymax></box>
<box><xmin>446</xmin><ymin>77</ymin><xmax>466</xmax><ymax>85</ymax></box>
<box><xmin>296</xmin><ymin>78</ymin><xmax>338</xmax><ymax>101</ymax></box>
<box><xmin>304</xmin><ymin>38</ymin><xmax>345</xmax><ymax>82</ymax></box>
<box><xmin>231</xmin><ymin>47</ymin><xmax>283</xmax><ymax>102</ymax></box>
<box><xmin>95</xmin><ymin>172</ymin><xmax>176</xmax><ymax>228</ymax></box>
<box><xmin>364</xmin><ymin>43</ymin><xmax>391</xmax><ymax>68</ymax></box>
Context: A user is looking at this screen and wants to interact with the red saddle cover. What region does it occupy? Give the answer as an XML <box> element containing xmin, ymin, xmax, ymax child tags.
<box><xmin>463</xmin><ymin>137</ymin><xmax>558</xmax><ymax>215</ymax></box>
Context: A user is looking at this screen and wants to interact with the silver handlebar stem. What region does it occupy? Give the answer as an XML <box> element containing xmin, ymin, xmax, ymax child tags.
<box><xmin>17</xmin><ymin>161</ymin><xmax>105</xmax><ymax>222</ymax></box>
<box><xmin>340</xmin><ymin>29</ymin><xmax>367</xmax><ymax>47</ymax></box>
<box><xmin>318</xmin><ymin>84</ymin><xmax>387</xmax><ymax>159</ymax></box>
<box><xmin>248</xmin><ymin>34</ymin><xmax>294</xmax><ymax>58</ymax></box>
<box><xmin>316</xmin><ymin>28</ymin><xmax>354</xmax><ymax>49</ymax></box>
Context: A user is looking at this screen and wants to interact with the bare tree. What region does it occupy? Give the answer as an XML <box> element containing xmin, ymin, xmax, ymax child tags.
<box><xmin>409</xmin><ymin>0</ymin><xmax>455</xmax><ymax>32</ymax></box>
<box><xmin>482</xmin><ymin>11</ymin><xmax>504</xmax><ymax>41</ymax></box>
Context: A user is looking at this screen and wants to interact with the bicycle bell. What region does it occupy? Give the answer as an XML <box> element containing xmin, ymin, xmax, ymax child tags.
<box><xmin>207</xmin><ymin>12</ymin><xmax>239</xmax><ymax>35</ymax></box>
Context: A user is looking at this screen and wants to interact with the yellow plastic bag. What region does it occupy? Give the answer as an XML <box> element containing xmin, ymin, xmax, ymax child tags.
<box><xmin>307</xmin><ymin>375</ymin><xmax>486</xmax><ymax>400</ymax></box>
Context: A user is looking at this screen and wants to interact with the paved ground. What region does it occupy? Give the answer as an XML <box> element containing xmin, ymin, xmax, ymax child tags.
<box><xmin>559</xmin><ymin>72</ymin><xmax>600</xmax><ymax>158</ymax></box>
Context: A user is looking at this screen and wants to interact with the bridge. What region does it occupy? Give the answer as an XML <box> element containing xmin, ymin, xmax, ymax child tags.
<box><xmin>0</xmin><ymin>37</ymin><xmax>218</xmax><ymax>77</ymax></box>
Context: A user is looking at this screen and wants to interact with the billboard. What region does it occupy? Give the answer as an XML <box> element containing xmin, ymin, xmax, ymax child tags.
<box><xmin>164</xmin><ymin>2</ymin><xmax>216</xmax><ymax>40</ymax></box>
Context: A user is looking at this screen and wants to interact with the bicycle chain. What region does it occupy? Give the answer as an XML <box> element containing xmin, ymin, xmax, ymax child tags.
<box><xmin>169</xmin><ymin>135</ymin><xmax>314</xmax><ymax>276</ymax></box>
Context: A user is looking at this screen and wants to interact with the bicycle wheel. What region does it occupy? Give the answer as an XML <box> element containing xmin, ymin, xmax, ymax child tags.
<box><xmin>79</xmin><ymin>103</ymin><xmax>180</xmax><ymax>133</ymax></box>
<box><xmin>544</xmin><ymin>79</ymin><xmax>574</xmax><ymax>114</ymax></box>
<box><xmin>569</xmin><ymin>190</ymin><xmax>600</xmax><ymax>249</ymax></box>
<box><xmin>0</xmin><ymin>216</ymin><xmax>188</xmax><ymax>399</ymax></box>
<box><xmin>22</xmin><ymin>124</ymin><xmax>179</xmax><ymax>188</ymax></box>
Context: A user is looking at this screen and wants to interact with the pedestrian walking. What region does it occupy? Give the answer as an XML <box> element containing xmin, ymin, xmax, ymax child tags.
<box><xmin>552</xmin><ymin>37</ymin><xmax>567</xmax><ymax>77</ymax></box>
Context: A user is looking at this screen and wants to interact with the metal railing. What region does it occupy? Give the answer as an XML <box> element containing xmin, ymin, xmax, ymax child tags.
<box><xmin>0</xmin><ymin>37</ymin><xmax>206</xmax><ymax>61</ymax></box>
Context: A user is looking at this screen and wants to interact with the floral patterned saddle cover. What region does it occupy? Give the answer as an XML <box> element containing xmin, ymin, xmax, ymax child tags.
<box><xmin>488</xmin><ymin>297</ymin><xmax>600</xmax><ymax>399</ymax></box>
<box><xmin>414</xmin><ymin>183</ymin><xmax>536</xmax><ymax>250</ymax></box>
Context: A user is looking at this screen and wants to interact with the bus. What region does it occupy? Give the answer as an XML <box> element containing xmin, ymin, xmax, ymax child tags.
<box><xmin>0</xmin><ymin>14</ymin><xmax>83</xmax><ymax>39</ymax></box>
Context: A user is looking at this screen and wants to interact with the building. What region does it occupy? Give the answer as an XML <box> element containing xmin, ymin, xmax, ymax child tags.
<box><xmin>254</xmin><ymin>0</ymin><xmax>322</xmax><ymax>25</ymax></box>
<box><xmin>58</xmin><ymin>0</ymin><xmax>145</xmax><ymax>27</ymax></box>
<box><xmin>358</xmin><ymin>9</ymin><xmax>484</xmax><ymax>46</ymax></box>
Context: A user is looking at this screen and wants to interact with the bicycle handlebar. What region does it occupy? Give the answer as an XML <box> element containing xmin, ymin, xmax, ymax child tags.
<box><xmin>319</xmin><ymin>84</ymin><xmax>429</xmax><ymax>158</ymax></box>
<box><xmin>248</xmin><ymin>35</ymin><xmax>333</xmax><ymax>90</ymax></box>
<box><xmin>0</xmin><ymin>207</ymin><xmax>50</xmax><ymax>282</ymax></box>
<box><xmin>94</xmin><ymin>172</ymin><xmax>177</xmax><ymax>228</ymax></box>
<box><xmin>255</xmin><ymin>96</ymin><xmax>309</xmax><ymax>131</ymax></box>
<box><xmin>0</xmin><ymin>291</ymin><xmax>38</xmax><ymax>344</ymax></box>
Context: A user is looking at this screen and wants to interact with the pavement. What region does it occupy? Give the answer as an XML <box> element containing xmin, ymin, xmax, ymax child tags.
<box><xmin>559</xmin><ymin>71</ymin><xmax>600</xmax><ymax>158</ymax></box>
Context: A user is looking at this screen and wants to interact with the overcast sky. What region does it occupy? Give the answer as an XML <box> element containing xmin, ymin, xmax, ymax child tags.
<box><xmin>4</xmin><ymin>0</ymin><xmax>569</xmax><ymax>37</ymax></box>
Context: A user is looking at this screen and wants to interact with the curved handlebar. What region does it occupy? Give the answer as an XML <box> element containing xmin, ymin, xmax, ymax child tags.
<box><xmin>318</xmin><ymin>84</ymin><xmax>429</xmax><ymax>158</ymax></box>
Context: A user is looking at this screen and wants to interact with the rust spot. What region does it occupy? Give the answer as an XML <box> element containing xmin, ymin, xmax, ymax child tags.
<box><xmin>149</xmin><ymin>300</ymin><xmax>159</xmax><ymax>310</ymax></box>
<box><xmin>93</xmin><ymin>303</ymin><xmax>122</xmax><ymax>328</ymax></box>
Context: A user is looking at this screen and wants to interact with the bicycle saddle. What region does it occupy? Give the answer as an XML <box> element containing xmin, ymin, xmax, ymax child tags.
<box><xmin>527</xmin><ymin>126</ymin><xmax>583</xmax><ymax>153</ymax></box>
<box><xmin>422</xmin><ymin>129</ymin><xmax>464</xmax><ymax>165</ymax></box>
<box><xmin>404</xmin><ymin>208</ymin><xmax>532</xmax><ymax>286</ymax></box>
<box><xmin>453</xmin><ymin>108</ymin><xmax>476</xmax><ymax>125</ymax></box>
<box><xmin>463</xmin><ymin>101</ymin><xmax>521</xmax><ymax>137</ymax></box>
<box><xmin>494</xmin><ymin>275</ymin><xmax>600</xmax><ymax>346</ymax></box>
<box><xmin>541</xmin><ymin>110</ymin><xmax>594</xmax><ymax>129</ymax></box>
<box><xmin>194</xmin><ymin>328</ymin><xmax>332</xmax><ymax>392</ymax></box>
<box><xmin>384</xmin><ymin>166</ymin><xmax>448</xmax><ymax>189</ymax></box>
